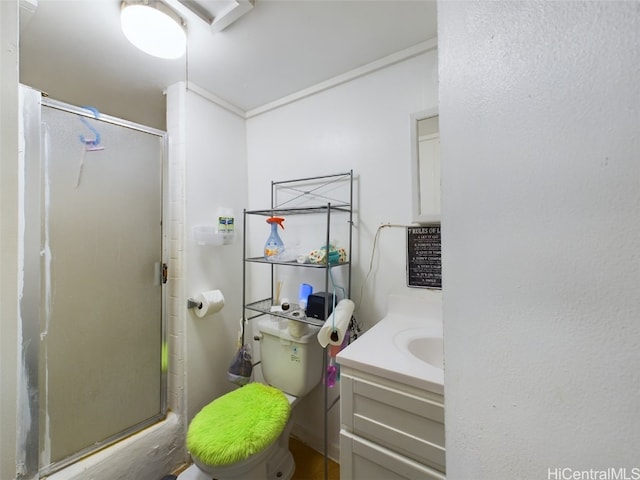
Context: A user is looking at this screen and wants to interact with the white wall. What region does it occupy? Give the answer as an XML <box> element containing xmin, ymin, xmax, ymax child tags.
<box><xmin>247</xmin><ymin>49</ymin><xmax>439</xmax><ymax>325</ymax></box>
<box><xmin>0</xmin><ymin>1</ymin><xmax>19</xmax><ymax>478</ymax></box>
<box><xmin>176</xmin><ymin>85</ymin><xmax>249</xmax><ymax>421</ymax></box>
<box><xmin>439</xmin><ymin>1</ymin><xmax>640</xmax><ymax>478</ymax></box>
<box><xmin>245</xmin><ymin>49</ymin><xmax>439</xmax><ymax>457</ymax></box>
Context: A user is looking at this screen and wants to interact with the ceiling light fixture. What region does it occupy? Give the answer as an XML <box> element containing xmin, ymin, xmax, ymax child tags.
<box><xmin>121</xmin><ymin>1</ymin><xmax>187</xmax><ymax>59</ymax></box>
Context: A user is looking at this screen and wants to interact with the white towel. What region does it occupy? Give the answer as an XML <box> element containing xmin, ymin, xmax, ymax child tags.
<box><xmin>317</xmin><ymin>299</ymin><xmax>355</xmax><ymax>348</ymax></box>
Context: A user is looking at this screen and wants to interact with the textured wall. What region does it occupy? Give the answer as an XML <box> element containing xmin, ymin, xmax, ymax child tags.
<box><xmin>440</xmin><ymin>1</ymin><xmax>640</xmax><ymax>477</ymax></box>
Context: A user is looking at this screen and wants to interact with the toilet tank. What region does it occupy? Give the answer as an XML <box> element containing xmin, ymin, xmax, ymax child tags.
<box><xmin>257</xmin><ymin>317</ymin><xmax>323</xmax><ymax>397</ymax></box>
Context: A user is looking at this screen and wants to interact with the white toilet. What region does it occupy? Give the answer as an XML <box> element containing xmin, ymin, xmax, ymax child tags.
<box><xmin>179</xmin><ymin>317</ymin><xmax>323</xmax><ymax>480</ymax></box>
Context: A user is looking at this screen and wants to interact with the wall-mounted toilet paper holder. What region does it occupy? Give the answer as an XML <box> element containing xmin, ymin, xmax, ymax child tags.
<box><xmin>187</xmin><ymin>298</ymin><xmax>203</xmax><ymax>309</ymax></box>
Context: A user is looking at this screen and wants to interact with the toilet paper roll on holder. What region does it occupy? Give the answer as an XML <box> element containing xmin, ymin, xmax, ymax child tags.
<box><xmin>187</xmin><ymin>290</ymin><xmax>225</xmax><ymax>317</ymax></box>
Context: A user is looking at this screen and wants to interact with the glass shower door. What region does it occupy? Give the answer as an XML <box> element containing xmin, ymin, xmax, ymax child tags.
<box><xmin>34</xmin><ymin>99</ymin><xmax>166</xmax><ymax>475</ymax></box>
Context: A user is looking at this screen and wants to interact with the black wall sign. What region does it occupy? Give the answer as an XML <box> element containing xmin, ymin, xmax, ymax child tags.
<box><xmin>407</xmin><ymin>225</ymin><xmax>441</xmax><ymax>289</ymax></box>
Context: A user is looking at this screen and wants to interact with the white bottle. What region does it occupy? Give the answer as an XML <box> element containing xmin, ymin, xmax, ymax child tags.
<box><xmin>217</xmin><ymin>207</ymin><xmax>235</xmax><ymax>245</ymax></box>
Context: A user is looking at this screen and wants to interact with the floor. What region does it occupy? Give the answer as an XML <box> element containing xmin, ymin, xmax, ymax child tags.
<box><xmin>290</xmin><ymin>437</ymin><xmax>340</xmax><ymax>480</ymax></box>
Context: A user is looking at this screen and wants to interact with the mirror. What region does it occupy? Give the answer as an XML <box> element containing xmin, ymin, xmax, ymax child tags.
<box><xmin>411</xmin><ymin>109</ymin><xmax>441</xmax><ymax>224</ymax></box>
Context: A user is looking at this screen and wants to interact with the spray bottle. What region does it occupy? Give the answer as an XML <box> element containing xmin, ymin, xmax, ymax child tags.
<box><xmin>264</xmin><ymin>217</ymin><xmax>285</xmax><ymax>261</ymax></box>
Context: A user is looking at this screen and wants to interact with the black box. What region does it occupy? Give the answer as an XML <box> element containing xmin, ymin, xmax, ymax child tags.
<box><xmin>305</xmin><ymin>292</ymin><xmax>335</xmax><ymax>320</ymax></box>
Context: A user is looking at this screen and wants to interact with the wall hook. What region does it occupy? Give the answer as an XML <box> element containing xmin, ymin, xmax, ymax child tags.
<box><xmin>79</xmin><ymin>106</ymin><xmax>103</xmax><ymax>151</ymax></box>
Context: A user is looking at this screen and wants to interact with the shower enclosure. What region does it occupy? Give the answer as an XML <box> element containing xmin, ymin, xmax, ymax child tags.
<box><xmin>19</xmin><ymin>86</ymin><xmax>167</xmax><ymax>478</ymax></box>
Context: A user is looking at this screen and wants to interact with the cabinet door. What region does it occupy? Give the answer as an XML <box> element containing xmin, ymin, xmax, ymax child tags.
<box><xmin>340</xmin><ymin>430</ymin><xmax>445</xmax><ymax>480</ymax></box>
<box><xmin>342</xmin><ymin>374</ymin><xmax>445</xmax><ymax>472</ymax></box>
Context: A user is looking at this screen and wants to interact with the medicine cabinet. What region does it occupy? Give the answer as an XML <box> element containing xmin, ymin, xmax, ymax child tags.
<box><xmin>411</xmin><ymin>109</ymin><xmax>441</xmax><ymax>224</ymax></box>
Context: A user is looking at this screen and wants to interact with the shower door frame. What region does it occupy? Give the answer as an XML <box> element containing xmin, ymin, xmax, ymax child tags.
<box><xmin>18</xmin><ymin>86</ymin><xmax>169</xmax><ymax>479</ymax></box>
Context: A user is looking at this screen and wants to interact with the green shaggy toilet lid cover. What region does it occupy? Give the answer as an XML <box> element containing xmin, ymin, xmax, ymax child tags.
<box><xmin>187</xmin><ymin>383</ymin><xmax>291</xmax><ymax>466</ymax></box>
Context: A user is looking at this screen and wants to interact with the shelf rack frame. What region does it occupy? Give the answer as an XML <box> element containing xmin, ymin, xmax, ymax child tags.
<box><xmin>241</xmin><ymin>171</ymin><xmax>353</xmax><ymax>480</ymax></box>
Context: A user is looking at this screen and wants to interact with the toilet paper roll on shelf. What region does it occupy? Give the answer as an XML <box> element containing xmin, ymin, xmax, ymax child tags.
<box><xmin>188</xmin><ymin>289</ymin><xmax>225</xmax><ymax>318</ymax></box>
<box><xmin>317</xmin><ymin>299</ymin><xmax>355</xmax><ymax>348</ymax></box>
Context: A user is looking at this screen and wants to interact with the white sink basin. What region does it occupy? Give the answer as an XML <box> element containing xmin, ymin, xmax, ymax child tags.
<box><xmin>336</xmin><ymin>293</ymin><xmax>444</xmax><ymax>394</ymax></box>
<box><xmin>394</xmin><ymin>328</ymin><xmax>443</xmax><ymax>368</ymax></box>
<box><xmin>338</xmin><ymin>319</ymin><xmax>445</xmax><ymax>394</ymax></box>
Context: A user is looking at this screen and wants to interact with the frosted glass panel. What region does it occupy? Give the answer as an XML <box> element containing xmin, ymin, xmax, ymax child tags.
<box><xmin>39</xmin><ymin>106</ymin><xmax>164</xmax><ymax>466</ymax></box>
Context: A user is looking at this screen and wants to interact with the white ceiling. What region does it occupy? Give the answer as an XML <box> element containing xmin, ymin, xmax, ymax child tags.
<box><xmin>19</xmin><ymin>0</ymin><xmax>437</xmax><ymax>124</ymax></box>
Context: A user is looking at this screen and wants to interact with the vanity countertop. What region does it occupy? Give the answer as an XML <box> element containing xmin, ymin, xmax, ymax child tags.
<box><xmin>337</xmin><ymin>295</ymin><xmax>444</xmax><ymax>395</ymax></box>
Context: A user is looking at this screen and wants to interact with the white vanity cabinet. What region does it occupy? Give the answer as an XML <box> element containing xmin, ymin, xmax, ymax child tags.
<box><xmin>339</xmin><ymin>367</ymin><xmax>445</xmax><ymax>480</ymax></box>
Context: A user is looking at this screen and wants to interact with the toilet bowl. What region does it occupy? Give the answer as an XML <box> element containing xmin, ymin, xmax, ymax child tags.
<box><xmin>179</xmin><ymin>318</ymin><xmax>323</xmax><ymax>480</ymax></box>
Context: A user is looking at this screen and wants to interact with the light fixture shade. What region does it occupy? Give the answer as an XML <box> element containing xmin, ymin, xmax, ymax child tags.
<box><xmin>121</xmin><ymin>1</ymin><xmax>186</xmax><ymax>59</ymax></box>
